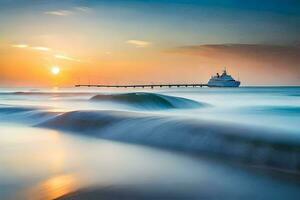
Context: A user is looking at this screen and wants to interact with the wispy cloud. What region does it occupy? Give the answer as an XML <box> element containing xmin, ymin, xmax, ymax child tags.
<box><xmin>54</xmin><ymin>54</ymin><xmax>82</xmax><ymax>62</ymax></box>
<box><xmin>11</xmin><ymin>43</ymin><xmax>82</xmax><ymax>62</ymax></box>
<box><xmin>11</xmin><ymin>44</ymin><xmax>51</xmax><ymax>51</ymax></box>
<box><xmin>12</xmin><ymin>44</ymin><xmax>51</xmax><ymax>52</ymax></box>
<box><xmin>169</xmin><ymin>44</ymin><xmax>300</xmax><ymax>62</ymax></box>
<box><xmin>44</xmin><ymin>10</ymin><xmax>73</xmax><ymax>16</ymax></box>
<box><xmin>168</xmin><ymin>43</ymin><xmax>300</xmax><ymax>84</ymax></box>
<box><xmin>11</xmin><ymin>44</ymin><xmax>28</xmax><ymax>48</ymax></box>
<box><xmin>74</xmin><ymin>6</ymin><xmax>91</xmax><ymax>13</ymax></box>
<box><xmin>44</xmin><ymin>7</ymin><xmax>91</xmax><ymax>16</ymax></box>
<box><xmin>126</xmin><ymin>40</ymin><xmax>151</xmax><ymax>48</ymax></box>
<box><xmin>31</xmin><ymin>46</ymin><xmax>51</xmax><ymax>51</ymax></box>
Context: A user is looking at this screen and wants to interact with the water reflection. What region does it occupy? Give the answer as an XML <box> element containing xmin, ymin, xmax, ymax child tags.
<box><xmin>25</xmin><ymin>174</ymin><xmax>79</xmax><ymax>200</ymax></box>
<box><xmin>0</xmin><ymin>124</ymin><xmax>81</xmax><ymax>200</ymax></box>
<box><xmin>0</xmin><ymin>126</ymin><xmax>67</xmax><ymax>176</ymax></box>
<box><xmin>1</xmin><ymin>123</ymin><xmax>300</xmax><ymax>200</ymax></box>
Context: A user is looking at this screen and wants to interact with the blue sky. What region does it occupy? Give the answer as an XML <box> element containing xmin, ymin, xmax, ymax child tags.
<box><xmin>1</xmin><ymin>0</ymin><xmax>300</xmax><ymax>45</ymax></box>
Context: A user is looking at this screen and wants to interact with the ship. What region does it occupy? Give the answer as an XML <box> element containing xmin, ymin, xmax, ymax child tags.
<box><xmin>208</xmin><ymin>69</ymin><xmax>240</xmax><ymax>87</ymax></box>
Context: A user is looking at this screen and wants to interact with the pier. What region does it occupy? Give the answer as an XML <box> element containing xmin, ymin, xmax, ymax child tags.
<box><xmin>75</xmin><ymin>83</ymin><xmax>208</xmax><ymax>88</ymax></box>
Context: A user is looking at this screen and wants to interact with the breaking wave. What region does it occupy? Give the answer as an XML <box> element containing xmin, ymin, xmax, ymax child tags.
<box><xmin>39</xmin><ymin>110</ymin><xmax>300</xmax><ymax>172</ymax></box>
<box><xmin>0</xmin><ymin>106</ymin><xmax>38</xmax><ymax>113</ymax></box>
<box><xmin>90</xmin><ymin>92</ymin><xmax>204</xmax><ymax>109</ymax></box>
<box><xmin>1</xmin><ymin>104</ymin><xmax>300</xmax><ymax>172</ymax></box>
<box><xmin>246</xmin><ymin>106</ymin><xmax>300</xmax><ymax>115</ymax></box>
<box><xmin>0</xmin><ymin>91</ymin><xmax>95</xmax><ymax>97</ymax></box>
<box><xmin>0</xmin><ymin>105</ymin><xmax>60</xmax><ymax>123</ymax></box>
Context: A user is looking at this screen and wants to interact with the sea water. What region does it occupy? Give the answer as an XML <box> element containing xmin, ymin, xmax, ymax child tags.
<box><xmin>0</xmin><ymin>87</ymin><xmax>300</xmax><ymax>199</ymax></box>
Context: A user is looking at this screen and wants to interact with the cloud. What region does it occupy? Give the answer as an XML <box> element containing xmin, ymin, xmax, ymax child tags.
<box><xmin>170</xmin><ymin>43</ymin><xmax>300</xmax><ymax>64</ymax></box>
<box><xmin>11</xmin><ymin>44</ymin><xmax>28</xmax><ymax>48</ymax></box>
<box><xmin>31</xmin><ymin>46</ymin><xmax>51</xmax><ymax>51</ymax></box>
<box><xmin>168</xmin><ymin>43</ymin><xmax>300</xmax><ymax>84</ymax></box>
<box><xmin>54</xmin><ymin>54</ymin><xmax>81</xmax><ymax>62</ymax></box>
<box><xmin>11</xmin><ymin>43</ymin><xmax>81</xmax><ymax>62</ymax></box>
<box><xmin>12</xmin><ymin>44</ymin><xmax>50</xmax><ymax>51</ymax></box>
<box><xmin>44</xmin><ymin>7</ymin><xmax>91</xmax><ymax>16</ymax></box>
<box><xmin>44</xmin><ymin>10</ymin><xmax>73</xmax><ymax>16</ymax></box>
<box><xmin>74</xmin><ymin>6</ymin><xmax>91</xmax><ymax>13</ymax></box>
<box><xmin>126</xmin><ymin>40</ymin><xmax>151</xmax><ymax>48</ymax></box>
<box><xmin>173</xmin><ymin>43</ymin><xmax>300</xmax><ymax>54</ymax></box>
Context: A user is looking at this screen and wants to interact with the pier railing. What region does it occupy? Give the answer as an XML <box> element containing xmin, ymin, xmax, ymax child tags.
<box><xmin>75</xmin><ymin>83</ymin><xmax>208</xmax><ymax>88</ymax></box>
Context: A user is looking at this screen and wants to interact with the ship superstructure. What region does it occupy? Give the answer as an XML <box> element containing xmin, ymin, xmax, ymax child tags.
<box><xmin>208</xmin><ymin>69</ymin><xmax>240</xmax><ymax>87</ymax></box>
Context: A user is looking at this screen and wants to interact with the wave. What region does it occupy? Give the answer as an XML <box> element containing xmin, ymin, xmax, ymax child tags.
<box><xmin>0</xmin><ymin>105</ymin><xmax>60</xmax><ymax>123</ymax></box>
<box><xmin>0</xmin><ymin>106</ymin><xmax>38</xmax><ymax>113</ymax></box>
<box><xmin>0</xmin><ymin>91</ymin><xmax>95</xmax><ymax>97</ymax></box>
<box><xmin>19</xmin><ymin>92</ymin><xmax>95</xmax><ymax>97</ymax></box>
<box><xmin>244</xmin><ymin>106</ymin><xmax>300</xmax><ymax>115</ymax></box>
<box><xmin>90</xmin><ymin>92</ymin><xmax>204</xmax><ymax>109</ymax></box>
<box><xmin>1</xmin><ymin>104</ymin><xmax>299</xmax><ymax>172</ymax></box>
<box><xmin>39</xmin><ymin>110</ymin><xmax>300</xmax><ymax>172</ymax></box>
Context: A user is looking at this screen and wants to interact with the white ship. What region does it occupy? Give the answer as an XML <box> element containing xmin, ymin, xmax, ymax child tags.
<box><xmin>208</xmin><ymin>69</ymin><xmax>240</xmax><ymax>87</ymax></box>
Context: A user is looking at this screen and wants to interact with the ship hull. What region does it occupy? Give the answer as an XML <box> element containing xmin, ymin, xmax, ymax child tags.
<box><xmin>207</xmin><ymin>81</ymin><xmax>240</xmax><ymax>87</ymax></box>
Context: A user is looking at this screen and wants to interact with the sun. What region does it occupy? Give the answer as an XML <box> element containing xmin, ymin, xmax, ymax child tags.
<box><xmin>51</xmin><ymin>66</ymin><xmax>60</xmax><ymax>75</ymax></box>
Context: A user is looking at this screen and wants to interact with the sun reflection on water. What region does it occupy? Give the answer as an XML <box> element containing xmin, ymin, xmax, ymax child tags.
<box><xmin>26</xmin><ymin>174</ymin><xmax>79</xmax><ymax>200</ymax></box>
<box><xmin>1</xmin><ymin>128</ymin><xmax>67</xmax><ymax>175</ymax></box>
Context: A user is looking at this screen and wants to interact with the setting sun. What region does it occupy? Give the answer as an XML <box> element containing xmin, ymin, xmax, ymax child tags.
<box><xmin>51</xmin><ymin>66</ymin><xmax>60</xmax><ymax>75</ymax></box>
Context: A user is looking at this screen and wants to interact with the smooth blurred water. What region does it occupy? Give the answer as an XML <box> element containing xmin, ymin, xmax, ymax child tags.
<box><xmin>1</xmin><ymin>87</ymin><xmax>299</xmax><ymax>130</ymax></box>
<box><xmin>0</xmin><ymin>87</ymin><xmax>300</xmax><ymax>199</ymax></box>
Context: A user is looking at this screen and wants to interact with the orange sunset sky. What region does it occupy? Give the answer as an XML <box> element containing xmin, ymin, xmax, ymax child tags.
<box><xmin>0</xmin><ymin>0</ymin><xmax>300</xmax><ymax>86</ymax></box>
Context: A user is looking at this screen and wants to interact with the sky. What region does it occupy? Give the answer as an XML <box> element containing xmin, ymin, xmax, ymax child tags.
<box><xmin>0</xmin><ymin>0</ymin><xmax>300</xmax><ymax>86</ymax></box>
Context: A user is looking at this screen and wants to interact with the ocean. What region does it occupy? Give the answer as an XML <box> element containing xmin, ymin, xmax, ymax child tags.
<box><xmin>0</xmin><ymin>87</ymin><xmax>300</xmax><ymax>199</ymax></box>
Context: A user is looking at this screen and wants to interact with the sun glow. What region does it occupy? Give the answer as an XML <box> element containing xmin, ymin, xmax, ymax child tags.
<box><xmin>51</xmin><ymin>66</ymin><xmax>60</xmax><ymax>75</ymax></box>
